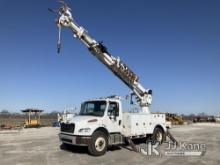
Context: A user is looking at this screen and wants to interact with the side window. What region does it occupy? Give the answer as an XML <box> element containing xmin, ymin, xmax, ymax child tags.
<box><xmin>108</xmin><ymin>102</ymin><xmax>119</xmax><ymax>116</ymax></box>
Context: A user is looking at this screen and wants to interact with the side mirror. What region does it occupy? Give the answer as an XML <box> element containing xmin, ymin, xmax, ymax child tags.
<box><xmin>109</xmin><ymin>115</ymin><xmax>114</xmax><ymax>120</ymax></box>
<box><xmin>115</xmin><ymin>108</ymin><xmax>119</xmax><ymax>116</ymax></box>
<box><xmin>108</xmin><ymin>112</ymin><xmax>116</xmax><ymax>120</ymax></box>
<box><xmin>130</xmin><ymin>93</ymin><xmax>135</xmax><ymax>105</ymax></box>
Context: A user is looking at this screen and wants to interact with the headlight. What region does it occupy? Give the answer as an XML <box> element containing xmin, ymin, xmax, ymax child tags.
<box><xmin>78</xmin><ymin>128</ymin><xmax>91</xmax><ymax>133</ymax></box>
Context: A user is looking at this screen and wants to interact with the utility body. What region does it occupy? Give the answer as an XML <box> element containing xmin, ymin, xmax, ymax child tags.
<box><xmin>50</xmin><ymin>2</ymin><xmax>168</xmax><ymax>156</ymax></box>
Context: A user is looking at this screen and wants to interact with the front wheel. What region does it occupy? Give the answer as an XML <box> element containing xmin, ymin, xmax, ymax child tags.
<box><xmin>88</xmin><ymin>131</ymin><xmax>108</xmax><ymax>156</ymax></box>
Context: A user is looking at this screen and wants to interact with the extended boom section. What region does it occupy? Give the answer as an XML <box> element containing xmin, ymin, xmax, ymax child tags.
<box><xmin>53</xmin><ymin>3</ymin><xmax>152</xmax><ymax>113</ymax></box>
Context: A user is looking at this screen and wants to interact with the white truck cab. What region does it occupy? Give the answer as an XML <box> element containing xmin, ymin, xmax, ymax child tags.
<box><xmin>59</xmin><ymin>96</ymin><xmax>167</xmax><ymax>156</ymax></box>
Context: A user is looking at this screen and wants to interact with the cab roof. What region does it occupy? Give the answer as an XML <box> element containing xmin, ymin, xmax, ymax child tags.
<box><xmin>87</xmin><ymin>95</ymin><xmax>121</xmax><ymax>102</ymax></box>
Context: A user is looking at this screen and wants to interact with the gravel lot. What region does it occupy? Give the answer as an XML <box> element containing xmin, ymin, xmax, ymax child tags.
<box><xmin>0</xmin><ymin>123</ymin><xmax>220</xmax><ymax>165</ymax></box>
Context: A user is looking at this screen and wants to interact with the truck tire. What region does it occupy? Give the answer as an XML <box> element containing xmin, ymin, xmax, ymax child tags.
<box><xmin>60</xmin><ymin>143</ymin><xmax>71</xmax><ymax>150</ymax></box>
<box><xmin>88</xmin><ymin>131</ymin><xmax>108</xmax><ymax>156</ymax></box>
<box><xmin>151</xmin><ymin>127</ymin><xmax>165</xmax><ymax>144</ymax></box>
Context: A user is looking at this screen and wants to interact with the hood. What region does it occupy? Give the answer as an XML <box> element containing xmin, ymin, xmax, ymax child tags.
<box><xmin>67</xmin><ymin>115</ymin><xmax>100</xmax><ymax>123</ymax></box>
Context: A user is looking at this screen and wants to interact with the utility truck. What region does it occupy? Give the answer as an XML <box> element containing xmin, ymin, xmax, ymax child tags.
<box><xmin>50</xmin><ymin>2</ymin><xmax>174</xmax><ymax>156</ymax></box>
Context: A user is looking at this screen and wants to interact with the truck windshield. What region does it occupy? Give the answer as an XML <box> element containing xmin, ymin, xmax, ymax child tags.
<box><xmin>79</xmin><ymin>101</ymin><xmax>106</xmax><ymax>117</ymax></box>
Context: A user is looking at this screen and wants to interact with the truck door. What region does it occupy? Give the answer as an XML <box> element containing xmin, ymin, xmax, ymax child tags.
<box><xmin>106</xmin><ymin>101</ymin><xmax>122</xmax><ymax>133</ymax></box>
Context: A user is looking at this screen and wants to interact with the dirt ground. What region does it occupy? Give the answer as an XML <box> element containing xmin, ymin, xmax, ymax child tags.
<box><xmin>0</xmin><ymin>123</ymin><xmax>220</xmax><ymax>165</ymax></box>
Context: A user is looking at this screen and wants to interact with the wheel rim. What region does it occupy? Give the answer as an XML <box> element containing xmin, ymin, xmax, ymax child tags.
<box><xmin>95</xmin><ymin>137</ymin><xmax>106</xmax><ymax>152</ymax></box>
<box><xmin>155</xmin><ymin>131</ymin><xmax>163</xmax><ymax>142</ymax></box>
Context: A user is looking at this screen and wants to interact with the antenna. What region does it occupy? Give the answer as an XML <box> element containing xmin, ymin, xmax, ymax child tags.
<box><xmin>48</xmin><ymin>8</ymin><xmax>58</xmax><ymax>14</ymax></box>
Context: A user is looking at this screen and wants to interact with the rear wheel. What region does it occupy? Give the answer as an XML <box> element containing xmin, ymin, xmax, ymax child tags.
<box><xmin>88</xmin><ymin>131</ymin><xmax>108</xmax><ymax>156</ymax></box>
<box><xmin>147</xmin><ymin>127</ymin><xmax>165</xmax><ymax>144</ymax></box>
<box><xmin>152</xmin><ymin>127</ymin><xmax>165</xmax><ymax>144</ymax></box>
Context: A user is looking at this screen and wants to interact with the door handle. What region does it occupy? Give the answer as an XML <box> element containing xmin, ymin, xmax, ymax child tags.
<box><xmin>119</xmin><ymin>120</ymin><xmax>121</xmax><ymax>126</ymax></box>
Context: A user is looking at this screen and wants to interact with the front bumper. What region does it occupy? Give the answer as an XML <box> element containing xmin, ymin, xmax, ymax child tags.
<box><xmin>59</xmin><ymin>133</ymin><xmax>91</xmax><ymax>146</ymax></box>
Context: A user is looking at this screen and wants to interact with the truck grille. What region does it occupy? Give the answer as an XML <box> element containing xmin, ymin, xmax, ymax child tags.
<box><xmin>60</xmin><ymin>123</ymin><xmax>75</xmax><ymax>133</ymax></box>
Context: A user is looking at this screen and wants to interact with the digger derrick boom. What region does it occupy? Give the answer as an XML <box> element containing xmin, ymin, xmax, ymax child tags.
<box><xmin>53</xmin><ymin>3</ymin><xmax>152</xmax><ymax>113</ymax></box>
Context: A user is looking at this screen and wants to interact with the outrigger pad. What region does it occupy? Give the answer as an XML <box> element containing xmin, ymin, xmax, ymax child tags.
<box><xmin>166</xmin><ymin>129</ymin><xmax>178</xmax><ymax>145</ymax></box>
<box><xmin>125</xmin><ymin>137</ymin><xmax>139</xmax><ymax>152</ymax></box>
